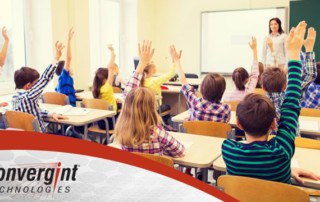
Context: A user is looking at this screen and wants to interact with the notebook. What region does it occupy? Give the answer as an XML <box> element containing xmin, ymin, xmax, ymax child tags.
<box><xmin>49</xmin><ymin>105</ymin><xmax>89</xmax><ymax>116</ymax></box>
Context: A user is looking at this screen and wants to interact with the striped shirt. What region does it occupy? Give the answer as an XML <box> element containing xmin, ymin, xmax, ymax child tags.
<box><xmin>181</xmin><ymin>84</ymin><xmax>231</xmax><ymax>123</ymax></box>
<box><xmin>222</xmin><ymin>60</ymin><xmax>302</xmax><ymax>184</ymax></box>
<box><xmin>12</xmin><ymin>62</ymin><xmax>58</xmax><ymax>132</ymax></box>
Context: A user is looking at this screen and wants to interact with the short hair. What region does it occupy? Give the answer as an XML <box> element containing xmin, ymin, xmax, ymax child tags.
<box><xmin>237</xmin><ymin>93</ymin><xmax>276</xmax><ymax>137</ymax></box>
<box><xmin>55</xmin><ymin>60</ymin><xmax>65</xmax><ymax>76</ymax></box>
<box><xmin>14</xmin><ymin>67</ymin><xmax>40</xmax><ymax>89</ymax></box>
<box><xmin>261</xmin><ymin>67</ymin><xmax>287</xmax><ymax>93</ymax></box>
<box><xmin>315</xmin><ymin>62</ymin><xmax>320</xmax><ymax>85</ymax></box>
<box><xmin>269</xmin><ymin>17</ymin><xmax>284</xmax><ymax>34</ymax></box>
<box><xmin>200</xmin><ymin>73</ymin><xmax>226</xmax><ymax>103</ymax></box>
<box><xmin>232</xmin><ymin>67</ymin><xmax>249</xmax><ymax>91</ymax></box>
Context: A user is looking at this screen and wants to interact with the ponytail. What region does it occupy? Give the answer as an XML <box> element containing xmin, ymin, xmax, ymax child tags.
<box><xmin>92</xmin><ymin>68</ymin><xmax>109</xmax><ymax>98</ymax></box>
<box><xmin>232</xmin><ymin>67</ymin><xmax>249</xmax><ymax>91</ymax></box>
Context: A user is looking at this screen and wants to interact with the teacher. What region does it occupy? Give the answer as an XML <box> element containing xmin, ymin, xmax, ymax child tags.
<box><xmin>262</xmin><ymin>17</ymin><xmax>287</xmax><ymax>69</ymax></box>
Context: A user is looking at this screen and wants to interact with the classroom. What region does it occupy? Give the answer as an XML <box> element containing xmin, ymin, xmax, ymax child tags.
<box><xmin>0</xmin><ymin>0</ymin><xmax>320</xmax><ymax>201</ymax></box>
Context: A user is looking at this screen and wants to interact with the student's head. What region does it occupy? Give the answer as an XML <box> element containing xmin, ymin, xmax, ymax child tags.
<box><xmin>114</xmin><ymin>87</ymin><xmax>162</xmax><ymax>147</ymax></box>
<box><xmin>55</xmin><ymin>60</ymin><xmax>65</xmax><ymax>76</ymax></box>
<box><xmin>256</xmin><ymin>62</ymin><xmax>264</xmax><ymax>88</ymax></box>
<box><xmin>141</xmin><ymin>62</ymin><xmax>157</xmax><ymax>87</ymax></box>
<box><xmin>14</xmin><ymin>67</ymin><xmax>40</xmax><ymax>90</ymax></box>
<box><xmin>261</xmin><ymin>67</ymin><xmax>287</xmax><ymax>93</ymax></box>
<box><xmin>236</xmin><ymin>93</ymin><xmax>276</xmax><ymax>137</ymax></box>
<box><xmin>232</xmin><ymin>67</ymin><xmax>249</xmax><ymax>91</ymax></box>
<box><xmin>315</xmin><ymin>62</ymin><xmax>320</xmax><ymax>85</ymax></box>
<box><xmin>269</xmin><ymin>18</ymin><xmax>284</xmax><ymax>34</ymax></box>
<box><xmin>200</xmin><ymin>73</ymin><xmax>226</xmax><ymax>103</ymax></box>
<box><xmin>92</xmin><ymin>67</ymin><xmax>108</xmax><ymax>98</ymax></box>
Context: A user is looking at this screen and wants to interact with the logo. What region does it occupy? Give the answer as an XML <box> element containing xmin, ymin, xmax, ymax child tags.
<box><xmin>0</xmin><ymin>162</ymin><xmax>79</xmax><ymax>197</ymax></box>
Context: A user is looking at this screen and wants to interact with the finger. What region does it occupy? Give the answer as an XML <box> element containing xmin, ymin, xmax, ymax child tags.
<box><xmin>138</xmin><ymin>43</ymin><xmax>141</xmax><ymax>55</ymax></box>
<box><xmin>179</xmin><ymin>50</ymin><xmax>182</xmax><ymax>58</ymax></box>
<box><xmin>55</xmin><ymin>41</ymin><xmax>59</xmax><ymax>48</ymax></box>
<box><xmin>142</xmin><ymin>40</ymin><xmax>146</xmax><ymax>52</ymax></box>
<box><xmin>150</xmin><ymin>48</ymin><xmax>155</xmax><ymax>58</ymax></box>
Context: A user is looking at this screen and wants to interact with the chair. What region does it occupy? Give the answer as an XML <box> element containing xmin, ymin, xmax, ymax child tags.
<box><xmin>4</xmin><ymin>111</ymin><xmax>41</xmax><ymax>132</ymax></box>
<box><xmin>295</xmin><ymin>137</ymin><xmax>320</xmax><ymax>150</ymax></box>
<box><xmin>112</xmin><ymin>86</ymin><xmax>122</xmax><ymax>93</ymax></box>
<box><xmin>82</xmin><ymin>99</ymin><xmax>115</xmax><ymax>144</ymax></box>
<box><xmin>183</xmin><ymin>121</ymin><xmax>231</xmax><ymax>138</ymax></box>
<box><xmin>133</xmin><ymin>153</ymin><xmax>174</xmax><ymax>167</ymax></box>
<box><xmin>42</xmin><ymin>92</ymin><xmax>69</xmax><ymax>105</ymax></box>
<box><xmin>217</xmin><ymin>175</ymin><xmax>309</xmax><ymax>202</ymax></box>
<box><xmin>254</xmin><ymin>88</ymin><xmax>266</xmax><ymax>95</ymax></box>
<box><xmin>223</xmin><ymin>101</ymin><xmax>239</xmax><ymax>111</ymax></box>
<box><xmin>185</xmin><ymin>73</ymin><xmax>199</xmax><ymax>89</ymax></box>
<box><xmin>300</xmin><ymin>108</ymin><xmax>320</xmax><ymax>117</ymax></box>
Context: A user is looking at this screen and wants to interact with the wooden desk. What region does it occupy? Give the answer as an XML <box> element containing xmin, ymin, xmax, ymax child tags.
<box><xmin>164</xmin><ymin>78</ymin><xmax>202</xmax><ymax>86</ymax></box>
<box><xmin>212</xmin><ymin>147</ymin><xmax>320</xmax><ymax>189</ymax></box>
<box><xmin>76</xmin><ymin>91</ymin><xmax>123</xmax><ymax>101</ymax></box>
<box><xmin>40</xmin><ymin>103</ymin><xmax>116</xmax><ymax>141</ymax></box>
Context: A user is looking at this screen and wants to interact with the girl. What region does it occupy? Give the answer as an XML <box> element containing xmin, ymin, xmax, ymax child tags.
<box><xmin>114</xmin><ymin>41</ymin><xmax>185</xmax><ymax>157</ymax></box>
<box><xmin>223</xmin><ymin>37</ymin><xmax>259</xmax><ymax>102</ymax></box>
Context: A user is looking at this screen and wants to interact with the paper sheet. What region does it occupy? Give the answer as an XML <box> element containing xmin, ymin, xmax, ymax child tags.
<box><xmin>300</xmin><ymin>120</ymin><xmax>319</xmax><ymax>131</ymax></box>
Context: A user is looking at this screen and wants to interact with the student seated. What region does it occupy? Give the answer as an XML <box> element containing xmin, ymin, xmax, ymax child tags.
<box><xmin>12</xmin><ymin>41</ymin><xmax>67</xmax><ymax>133</ymax></box>
<box><xmin>222</xmin><ymin>21</ymin><xmax>307</xmax><ymax>183</ymax></box>
<box><xmin>301</xmin><ymin>62</ymin><xmax>320</xmax><ymax>109</ymax></box>
<box><xmin>114</xmin><ymin>41</ymin><xmax>185</xmax><ymax>157</ymax></box>
<box><xmin>171</xmin><ymin>46</ymin><xmax>230</xmax><ymax>123</ymax></box>
<box><xmin>55</xmin><ymin>28</ymin><xmax>76</xmax><ymax>107</ymax></box>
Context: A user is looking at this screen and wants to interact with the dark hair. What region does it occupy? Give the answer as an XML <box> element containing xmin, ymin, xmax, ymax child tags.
<box><xmin>140</xmin><ymin>63</ymin><xmax>155</xmax><ymax>87</ymax></box>
<box><xmin>261</xmin><ymin>67</ymin><xmax>286</xmax><ymax>93</ymax></box>
<box><xmin>14</xmin><ymin>67</ymin><xmax>40</xmax><ymax>89</ymax></box>
<box><xmin>92</xmin><ymin>67</ymin><xmax>108</xmax><ymax>98</ymax></box>
<box><xmin>256</xmin><ymin>62</ymin><xmax>264</xmax><ymax>88</ymax></box>
<box><xmin>315</xmin><ymin>62</ymin><xmax>320</xmax><ymax>85</ymax></box>
<box><xmin>200</xmin><ymin>73</ymin><xmax>226</xmax><ymax>103</ymax></box>
<box><xmin>269</xmin><ymin>18</ymin><xmax>284</xmax><ymax>34</ymax></box>
<box><xmin>232</xmin><ymin>67</ymin><xmax>249</xmax><ymax>91</ymax></box>
<box><xmin>237</xmin><ymin>93</ymin><xmax>276</xmax><ymax>137</ymax></box>
<box><xmin>55</xmin><ymin>60</ymin><xmax>65</xmax><ymax>76</ymax></box>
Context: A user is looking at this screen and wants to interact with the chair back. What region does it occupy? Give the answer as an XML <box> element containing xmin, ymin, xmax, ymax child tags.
<box><xmin>4</xmin><ymin>111</ymin><xmax>40</xmax><ymax>132</ymax></box>
<box><xmin>42</xmin><ymin>92</ymin><xmax>69</xmax><ymax>105</ymax></box>
<box><xmin>295</xmin><ymin>137</ymin><xmax>320</xmax><ymax>150</ymax></box>
<box><xmin>183</xmin><ymin>121</ymin><xmax>231</xmax><ymax>138</ymax></box>
<box><xmin>223</xmin><ymin>101</ymin><xmax>239</xmax><ymax>111</ymax></box>
<box><xmin>217</xmin><ymin>175</ymin><xmax>309</xmax><ymax>202</ymax></box>
<box><xmin>185</xmin><ymin>73</ymin><xmax>199</xmax><ymax>78</ymax></box>
<box><xmin>134</xmin><ymin>153</ymin><xmax>174</xmax><ymax>167</ymax></box>
<box><xmin>254</xmin><ymin>88</ymin><xmax>266</xmax><ymax>95</ymax></box>
<box><xmin>300</xmin><ymin>108</ymin><xmax>320</xmax><ymax>117</ymax></box>
<box><xmin>112</xmin><ymin>86</ymin><xmax>122</xmax><ymax>93</ymax></box>
<box><xmin>82</xmin><ymin>98</ymin><xmax>112</xmax><ymax>110</ymax></box>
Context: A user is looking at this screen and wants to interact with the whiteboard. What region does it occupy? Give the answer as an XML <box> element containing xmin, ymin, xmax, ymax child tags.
<box><xmin>201</xmin><ymin>8</ymin><xmax>287</xmax><ymax>75</ymax></box>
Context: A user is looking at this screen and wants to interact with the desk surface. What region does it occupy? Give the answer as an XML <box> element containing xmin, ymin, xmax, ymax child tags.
<box><xmin>76</xmin><ymin>91</ymin><xmax>123</xmax><ymax>101</ymax></box>
<box><xmin>109</xmin><ymin>131</ymin><xmax>225</xmax><ymax>168</ymax></box>
<box><xmin>172</xmin><ymin>110</ymin><xmax>320</xmax><ymax>137</ymax></box>
<box><xmin>164</xmin><ymin>78</ymin><xmax>202</xmax><ymax>86</ymax></box>
<box><xmin>40</xmin><ymin>103</ymin><xmax>116</xmax><ymax>126</ymax></box>
<box><xmin>161</xmin><ymin>85</ymin><xmax>182</xmax><ymax>93</ymax></box>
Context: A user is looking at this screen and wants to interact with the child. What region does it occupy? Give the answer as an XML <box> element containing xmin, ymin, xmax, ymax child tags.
<box><xmin>171</xmin><ymin>46</ymin><xmax>231</xmax><ymax>123</ymax></box>
<box><xmin>301</xmin><ymin>62</ymin><xmax>320</xmax><ymax>109</ymax></box>
<box><xmin>223</xmin><ymin>37</ymin><xmax>259</xmax><ymax>102</ymax></box>
<box><xmin>262</xmin><ymin>27</ymin><xmax>317</xmax><ymax>131</ymax></box>
<box><xmin>222</xmin><ymin>21</ymin><xmax>307</xmax><ymax>183</ymax></box>
<box><xmin>55</xmin><ymin>28</ymin><xmax>76</xmax><ymax>107</ymax></box>
<box><xmin>114</xmin><ymin>41</ymin><xmax>185</xmax><ymax>157</ymax></box>
<box><xmin>12</xmin><ymin>41</ymin><xmax>67</xmax><ymax>133</ymax></box>
<box><xmin>0</xmin><ymin>27</ymin><xmax>9</xmax><ymax>107</ymax></box>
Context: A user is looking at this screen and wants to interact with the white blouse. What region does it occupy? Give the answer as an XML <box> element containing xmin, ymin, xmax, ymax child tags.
<box><xmin>261</xmin><ymin>33</ymin><xmax>287</xmax><ymax>66</ymax></box>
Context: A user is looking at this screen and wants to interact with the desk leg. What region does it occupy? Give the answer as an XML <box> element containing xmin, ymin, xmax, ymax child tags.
<box><xmin>177</xmin><ymin>93</ymin><xmax>181</xmax><ymax>114</ymax></box>
<box><xmin>202</xmin><ymin>168</ymin><xmax>208</xmax><ymax>182</ymax></box>
<box><xmin>104</xmin><ymin>118</ymin><xmax>110</xmax><ymax>144</ymax></box>
<box><xmin>84</xmin><ymin>124</ymin><xmax>88</xmax><ymax>140</ymax></box>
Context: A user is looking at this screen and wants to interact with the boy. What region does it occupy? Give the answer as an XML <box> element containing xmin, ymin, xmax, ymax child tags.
<box><xmin>301</xmin><ymin>62</ymin><xmax>320</xmax><ymax>109</ymax></box>
<box><xmin>55</xmin><ymin>28</ymin><xmax>76</xmax><ymax>107</ymax></box>
<box><xmin>12</xmin><ymin>41</ymin><xmax>66</xmax><ymax>133</ymax></box>
<box><xmin>222</xmin><ymin>21</ymin><xmax>307</xmax><ymax>183</ymax></box>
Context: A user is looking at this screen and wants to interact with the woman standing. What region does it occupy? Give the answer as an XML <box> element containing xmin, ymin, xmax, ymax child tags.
<box><xmin>262</xmin><ymin>18</ymin><xmax>287</xmax><ymax>69</ymax></box>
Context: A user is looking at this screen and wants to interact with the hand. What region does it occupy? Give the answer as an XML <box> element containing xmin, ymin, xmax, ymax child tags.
<box><xmin>291</xmin><ymin>167</ymin><xmax>320</xmax><ymax>184</ymax></box>
<box><xmin>68</xmin><ymin>27</ymin><xmax>74</xmax><ymax>41</ymax></box>
<box><xmin>249</xmin><ymin>36</ymin><xmax>257</xmax><ymax>50</ymax></box>
<box><xmin>55</xmin><ymin>41</ymin><xmax>65</xmax><ymax>61</ymax></box>
<box><xmin>2</xmin><ymin>27</ymin><xmax>9</xmax><ymax>41</ymax></box>
<box><xmin>170</xmin><ymin>45</ymin><xmax>182</xmax><ymax>63</ymax></box>
<box><xmin>0</xmin><ymin>102</ymin><xmax>8</xmax><ymax>107</ymax></box>
<box><xmin>138</xmin><ymin>40</ymin><xmax>155</xmax><ymax>66</ymax></box>
<box><xmin>286</xmin><ymin>21</ymin><xmax>307</xmax><ymax>60</ymax></box>
<box><xmin>52</xmin><ymin>113</ymin><xmax>68</xmax><ymax>122</ymax></box>
<box><xmin>266</xmin><ymin>37</ymin><xmax>273</xmax><ymax>49</ymax></box>
<box><xmin>303</xmin><ymin>27</ymin><xmax>316</xmax><ymax>52</ymax></box>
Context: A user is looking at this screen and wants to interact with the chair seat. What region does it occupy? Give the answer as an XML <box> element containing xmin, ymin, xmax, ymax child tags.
<box><xmin>88</xmin><ymin>125</ymin><xmax>114</xmax><ymax>134</ymax></box>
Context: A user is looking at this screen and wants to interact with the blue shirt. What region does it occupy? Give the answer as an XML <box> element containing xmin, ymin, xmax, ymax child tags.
<box><xmin>55</xmin><ymin>69</ymin><xmax>76</xmax><ymax>107</ymax></box>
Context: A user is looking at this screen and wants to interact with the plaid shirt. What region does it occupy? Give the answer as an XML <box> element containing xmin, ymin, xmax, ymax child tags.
<box><xmin>181</xmin><ymin>84</ymin><xmax>231</xmax><ymax>122</ymax></box>
<box><xmin>12</xmin><ymin>62</ymin><xmax>58</xmax><ymax>132</ymax></box>
<box><xmin>122</xmin><ymin>126</ymin><xmax>185</xmax><ymax>157</ymax></box>
<box><xmin>301</xmin><ymin>83</ymin><xmax>320</xmax><ymax>109</ymax></box>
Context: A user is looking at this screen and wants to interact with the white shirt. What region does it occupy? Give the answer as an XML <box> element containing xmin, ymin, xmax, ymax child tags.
<box><xmin>262</xmin><ymin>33</ymin><xmax>287</xmax><ymax>66</ymax></box>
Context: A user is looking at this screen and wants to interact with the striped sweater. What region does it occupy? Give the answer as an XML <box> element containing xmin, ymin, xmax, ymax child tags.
<box><xmin>222</xmin><ymin>60</ymin><xmax>302</xmax><ymax>184</ymax></box>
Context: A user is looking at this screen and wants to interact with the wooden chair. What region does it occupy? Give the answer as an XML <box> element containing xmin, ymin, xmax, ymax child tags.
<box><xmin>82</xmin><ymin>98</ymin><xmax>115</xmax><ymax>144</ymax></box>
<box><xmin>42</xmin><ymin>92</ymin><xmax>69</xmax><ymax>105</ymax></box>
<box><xmin>112</xmin><ymin>86</ymin><xmax>122</xmax><ymax>93</ymax></box>
<box><xmin>217</xmin><ymin>175</ymin><xmax>309</xmax><ymax>202</ymax></box>
<box><xmin>300</xmin><ymin>108</ymin><xmax>320</xmax><ymax>117</ymax></box>
<box><xmin>133</xmin><ymin>153</ymin><xmax>174</xmax><ymax>167</ymax></box>
<box><xmin>183</xmin><ymin>121</ymin><xmax>231</xmax><ymax>138</ymax></box>
<box><xmin>4</xmin><ymin>111</ymin><xmax>41</xmax><ymax>132</ymax></box>
<box><xmin>223</xmin><ymin>101</ymin><xmax>239</xmax><ymax>111</ymax></box>
<box><xmin>295</xmin><ymin>137</ymin><xmax>320</xmax><ymax>150</ymax></box>
<box><xmin>254</xmin><ymin>88</ymin><xmax>266</xmax><ymax>95</ymax></box>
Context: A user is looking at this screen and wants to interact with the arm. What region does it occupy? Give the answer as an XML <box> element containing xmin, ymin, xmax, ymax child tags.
<box><xmin>0</xmin><ymin>27</ymin><xmax>9</xmax><ymax>67</ymax></box>
<box><xmin>150</xmin><ymin>65</ymin><xmax>176</xmax><ymax>87</ymax></box>
<box><xmin>261</xmin><ymin>37</ymin><xmax>267</xmax><ymax>66</ymax></box>
<box><xmin>276</xmin><ymin>21</ymin><xmax>306</xmax><ymax>158</ymax></box>
<box><xmin>245</xmin><ymin>37</ymin><xmax>259</xmax><ymax>94</ymax></box>
<box><xmin>157</xmin><ymin>127</ymin><xmax>185</xmax><ymax>157</ymax></box>
<box><xmin>170</xmin><ymin>45</ymin><xmax>186</xmax><ymax>85</ymax></box>
<box><xmin>292</xmin><ymin>167</ymin><xmax>320</xmax><ymax>184</ymax></box>
<box><xmin>65</xmin><ymin>27</ymin><xmax>74</xmax><ymax>75</ymax></box>
<box><xmin>27</xmin><ymin>41</ymin><xmax>64</xmax><ymax>100</ymax></box>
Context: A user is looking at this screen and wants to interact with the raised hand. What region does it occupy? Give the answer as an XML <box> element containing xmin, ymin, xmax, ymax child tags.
<box><xmin>170</xmin><ymin>45</ymin><xmax>182</xmax><ymax>63</ymax></box>
<box><xmin>303</xmin><ymin>27</ymin><xmax>316</xmax><ymax>52</ymax></box>
<box><xmin>266</xmin><ymin>37</ymin><xmax>273</xmax><ymax>50</ymax></box>
<box><xmin>68</xmin><ymin>27</ymin><xmax>74</xmax><ymax>41</ymax></box>
<box><xmin>286</xmin><ymin>21</ymin><xmax>307</xmax><ymax>60</ymax></box>
<box><xmin>249</xmin><ymin>36</ymin><xmax>257</xmax><ymax>50</ymax></box>
<box><xmin>55</xmin><ymin>41</ymin><xmax>65</xmax><ymax>61</ymax></box>
<box><xmin>136</xmin><ymin>40</ymin><xmax>154</xmax><ymax>73</ymax></box>
<box><xmin>2</xmin><ymin>27</ymin><xmax>9</xmax><ymax>41</ymax></box>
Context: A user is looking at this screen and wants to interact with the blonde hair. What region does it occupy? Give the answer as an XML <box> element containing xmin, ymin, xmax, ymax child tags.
<box><xmin>141</xmin><ymin>62</ymin><xmax>156</xmax><ymax>87</ymax></box>
<box><xmin>114</xmin><ymin>87</ymin><xmax>162</xmax><ymax>147</ymax></box>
